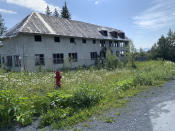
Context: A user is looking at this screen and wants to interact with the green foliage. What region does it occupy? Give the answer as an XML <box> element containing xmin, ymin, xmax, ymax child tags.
<box><xmin>104</xmin><ymin>49</ymin><xmax>122</xmax><ymax>69</ymax></box>
<box><xmin>0</xmin><ymin>61</ymin><xmax>175</xmax><ymax>129</ymax></box>
<box><xmin>105</xmin><ymin>117</ymin><xmax>115</xmax><ymax>123</ymax></box>
<box><xmin>0</xmin><ymin>13</ymin><xmax>7</xmax><ymax>36</ymax></box>
<box><xmin>46</xmin><ymin>5</ymin><xmax>52</xmax><ymax>16</ymax></box>
<box><xmin>149</xmin><ymin>29</ymin><xmax>175</xmax><ymax>62</ymax></box>
<box><xmin>72</xmin><ymin>84</ymin><xmax>103</xmax><ymax>108</ymax></box>
<box><xmin>61</xmin><ymin>2</ymin><xmax>71</xmax><ymax>19</ymax></box>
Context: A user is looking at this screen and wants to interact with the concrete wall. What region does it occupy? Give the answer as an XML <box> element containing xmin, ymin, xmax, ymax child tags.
<box><xmin>0</xmin><ymin>34</ymin><xmax>128</xmax><ymax>72</ymax></box>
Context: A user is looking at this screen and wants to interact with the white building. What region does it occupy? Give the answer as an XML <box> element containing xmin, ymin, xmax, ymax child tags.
<box><xmin>0</xmin><ymin>12</ymin><xmax>129</xmax><ymax>72</ymax></box>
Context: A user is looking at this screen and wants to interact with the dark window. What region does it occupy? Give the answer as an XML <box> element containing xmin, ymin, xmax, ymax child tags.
<box><xmin>110</xmin><ymin>31</ymin><xmax>118</xmax><ymax>38</ymax></box>
<box><xmin>68</xmin><ymin>53</ymin><xmax>78</xmax><ymax>62</ymax></box>
<box><xmin>35</xmin><ymin>54</ymin><xmax>45</xmax><ymax>65</ymax></box>
<box><xmin>100</xmin><ymin>30</ymin><xmax>108</xmax><ymax>36</ymax></box>
<box><xmin>82</xmin><ymin>39</ymin><xmax>86</xmax><ymax>43</ymax></box>
<box><xmin>7</xmin><ymin>56</ymin><xmax>12</xmax><ymax>67</ymax></box>
<box><xmin>2</xmin><ymin>57</ymin><xmax>5</xmax><ymax>64</ymax></box>
<box><xmin>35</xmin><ymin>35</ymin><xmax>42</xmax><ymax>42</ymax></box>
<box><xmin>93</xmin><ymin>39</ymin><xmax>96</xmax><ymax>44</ymax></box>
<box><xmin>90</xmin><ymin>52</ymin><xmax>98</xmax><ymax>60</ymax></box>
<box><xmin>53</xmin><ymin>53</ymin><xmax>64</xmax><ymax>64</ymax></box>
<box><xmin>70</xmin><ymin>38</ymin><xmax>75</xmax><ymax>43</ymax></box>
<box><xmin>100</xmin><ymin>40</ymin><xmax>106</xmax><ymax>47</ymax></box>
<box><xmin>109</xmin><ymin>41</ymin><xmax>113</xmax><ymax>47</ymax></box>
<box><xmin>114</xmin><ymin>41</ymin><xmax>119</xmax><ymax>47</ymax></box>
<box><xmin>14</xmin><ymin>56</ymin><xmax>21</xmax><ymax>67</ymax></box>
<box><xmin>118</xmin><ymin>33</ymin><xmax>125</xmax><ymax>39</ymax></box>
<box><xmin>0</xmin><ymin>55</ymin><xmax>1</xmax><ymax>65</ymax></box>
<box><xmin>54</xmin><ymin>37</ymin><xmax>60</xmax><ymax>42</ymax></box>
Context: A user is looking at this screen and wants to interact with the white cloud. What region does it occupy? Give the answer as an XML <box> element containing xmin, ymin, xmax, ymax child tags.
<box><xmin>88</xmin><ymin>0</ymin><xmax>104</xmax><ymax>5</ymax></box>
<box><xmin>95</xmin><ymin>1</ymin><xmax>99</xmax><ymax>5</ymax></box>
<box><xmin>4</xmin><ymin>0</ymin><xmax>60</xmax><ymax>13</ymax></box>
<box><xmin>133</xmin><ymin>0</ymin><xmax>175</xmax><ymax>30</ymax></box>
<box><xmin>0</xmin><ymin>8</ymin><xmax>17</xmax><ymax>14</ymax></box>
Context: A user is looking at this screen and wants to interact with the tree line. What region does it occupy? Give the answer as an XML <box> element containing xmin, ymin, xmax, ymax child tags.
<box><xmin>148</xmin><ymin>29</ymin><xmax>175</xmax><ymax>62</ymax></box>
<box><xmin>46</xmin><ymin>2</ymin><xmax>71</xmax><ymax>19</ymax></box>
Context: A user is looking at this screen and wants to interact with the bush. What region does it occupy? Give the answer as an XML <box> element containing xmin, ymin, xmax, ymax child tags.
<box><xmin>72</xmin><ymin>84</ymin><xmax>103</xmax><ymax>108</ymax></box>
<box><xmin>104</xmin><ymin>49</ymin><xmax>122</xmax><ymax>69</ymax></box>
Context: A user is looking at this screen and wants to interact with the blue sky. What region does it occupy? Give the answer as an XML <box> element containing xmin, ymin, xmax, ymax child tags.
<box><xmin>0</xmin><ymin>0</ymin><xmax>175</xmax><ymax>49</ymax></box>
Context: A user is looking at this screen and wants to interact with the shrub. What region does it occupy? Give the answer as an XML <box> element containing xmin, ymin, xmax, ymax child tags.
<box><xmin>71</xmin><ymin>84</ymin><xmax>103</xmax><ymax>108</ymax></box>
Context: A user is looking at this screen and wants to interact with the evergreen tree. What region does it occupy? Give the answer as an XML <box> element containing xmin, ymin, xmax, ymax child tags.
<box><xmin>46</xmin><ymin>5</ymin><xmax>52</xmax><ymax>16</ymax></box>
<box><xmin>61</xmin><ymin>2</ymin><xmax>71</xmax><ymax>19</ymax></box>
<box><xmin>0</xmin><ymin>14</ymin><xmax>7</xmax><ymax>36</ymax></box>
<box><xmin>54</xmin><ymin>8</ymin><xmax>59</xmax><ymax>17</ymax></box>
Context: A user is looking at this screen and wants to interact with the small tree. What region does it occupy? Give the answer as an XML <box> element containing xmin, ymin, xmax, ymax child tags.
<box><xmin>46</xmin><ymin>5</ymin><xmax>52</xmax><ymax>16</ymax></box>
<box><xmin>61</xmin><ymin>2</ymin><xmax>71</xmax><ymax>19</ymax></box>
<box><xmin>0</xmin><ymin>14</ymin><xmax>7</xmax><ymax>36</ymax></box>
<box><xmin>54</xmin><ymin>8</ymin><xmax>59</xmax><ymax>17</ymax></box>
<box><xmin>104</xmin><ymin>49</ymin><xmax>122</xmax><ymax>69</ymax></box>
<box><xmin>127</xmin><ymin>40</ymin><xmax>136</xmax><ymax>68</ymax></box>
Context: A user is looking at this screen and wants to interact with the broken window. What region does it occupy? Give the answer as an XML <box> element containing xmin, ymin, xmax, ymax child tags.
<box><xmin>118</xmin><ymin>33</ymin><xmax>125</xmax><ymax>39</ymax></box>
<box><xmin>100</xmin><ymin>40</ymin><xmax>106</xmax><ymax>47</ymax></box>
<box><xmin>70</xmin><ymin>38</ymin><xmax>75</xmax><ymax>43</ymax></box>
<box><xmin>109</xmin><ymin>41</ymin><xmax>113</xmax><ymax>47</ymax></box>
<box><xmin>68</xmin><ymin>53</ymin><xmax>77</xmax><ymax>62</ymax></box>
<box><xmin>7</xmin><ymin>56</ymin><xmax>12</xmax><ymax>67</ymax></box>
<box><xmin>34</xmin><ymin>35</ymin><xmax>42</xmax><ymax>42</ymax></box>
<box><xmin>110</xmin><ymin>31</ymin><xmax>118</xmax><ymax>38</ymax></box>
<box><xmin>54</xmin><ymin>36</ymin><xmax>60</xmax><ymax>42</ymax></box>
<box><xmin>14</xmin><ymin>56</ymin><xmax>21</xmax><ymax>67</ymax></box>
<box><xmin>120</xmin><ymin>42</ymin><xmax>125</xmax><ymax>48</ymax></box>
<box><xmin>53</xmin><ymin>53</ymin><xmax>64</xmax><ymax>64</ymax></box>
<box><xmin>35</xmin><ymin>54</ymin><xmax>45</xmax><ymax>65</ymax></box>
<box><xmin>100</xmin><ymin>30</ymin><xmax>108</xmax><ymax>36</ymax></box>
<box><xmin>90</xmin><ymin>52</ymin><xmax>98</xmax><ymax>60</ymax></box>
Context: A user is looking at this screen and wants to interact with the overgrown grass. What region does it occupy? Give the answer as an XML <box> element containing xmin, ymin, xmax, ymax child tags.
<box><xmin>0</xmin><ymin>61</ymin><xmax>175</xmax><ymax>129</ymax></box>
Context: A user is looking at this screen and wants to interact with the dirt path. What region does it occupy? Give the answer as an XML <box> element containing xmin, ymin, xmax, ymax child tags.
<box><xmin>72</xmin><ymin>80</ymin><xmax>175</xmax><ymax>131</ymax></box>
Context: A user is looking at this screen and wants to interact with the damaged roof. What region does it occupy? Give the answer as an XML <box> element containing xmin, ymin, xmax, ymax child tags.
<box><xmin>2</xmin><ymin>12</ymin><xmax>128</xmax><ymax>41</ymax></box>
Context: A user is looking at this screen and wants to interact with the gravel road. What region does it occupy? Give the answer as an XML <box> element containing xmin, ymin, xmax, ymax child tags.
<box><xmin>4</xmin><ymin>80</ymin><xmax>175</xmax><ymax>131</ymax></box>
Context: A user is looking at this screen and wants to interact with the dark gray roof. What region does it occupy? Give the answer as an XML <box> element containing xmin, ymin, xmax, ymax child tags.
<box><xmin>1</xmin><ymin>12</ymin><xmax>128</xmax><ymax>41</ymax></box>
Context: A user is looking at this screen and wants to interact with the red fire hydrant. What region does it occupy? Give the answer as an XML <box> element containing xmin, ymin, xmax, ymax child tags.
<box><xmin>55</xmin><ymin>70</ymin><xmax>62</xmax><ymax>88</ymax></box>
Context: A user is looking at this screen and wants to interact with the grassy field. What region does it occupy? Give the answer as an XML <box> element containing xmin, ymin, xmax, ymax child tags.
<box><xmin>0</xmin><ymin>61</ymin><xmax>175</xmax><ymax>129</ymax></box>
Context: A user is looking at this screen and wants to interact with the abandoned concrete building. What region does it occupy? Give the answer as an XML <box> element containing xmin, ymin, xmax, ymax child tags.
<box><xmin>0</xmin><ymin>12</ymin><xmax>129</xmax><ymax>72</ymax></box>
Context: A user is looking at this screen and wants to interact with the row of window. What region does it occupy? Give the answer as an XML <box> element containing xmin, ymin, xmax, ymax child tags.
<box><xmin>35</xmin><ymin>52</ymin><xmax>97</xmax><ymax>66</ymax></box>
<box><xmin>34</xmin><ymin>35</ymin><xmax>127</xmax><ymax>47</ymax></box>
<box><xmin>35</xmin><ymin>35</ymin><xmax>88</xmax><ymax>44</ymax></box>
<box><xmin>0</xmin><ymin>51</ymin><xmax>125</xmax><ymax>67</ymax></box>
<box><xmin>2</xmin><ymin>55</ymin><xmax>21</xmax><ymax>67</ymax></box>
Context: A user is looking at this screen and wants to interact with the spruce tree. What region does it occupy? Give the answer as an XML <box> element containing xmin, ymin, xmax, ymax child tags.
<box><xmin>61</xmin><ymin>2</ymin><xmax>71</xmax><ymax>19</ymax></box>
<box><xmin>54</xmin><ymin>8</ymin><xmax>59</xmax><ymax>17</ymax></box>
<box><xmin>46</xmin><ymin>5</ymin><xmax>52</xmax><ymax>16</ymax></box>
<box><xmin>0</xmin><ymin>14</ymin><xmax>7</xmax><ymax>36</ymax></box>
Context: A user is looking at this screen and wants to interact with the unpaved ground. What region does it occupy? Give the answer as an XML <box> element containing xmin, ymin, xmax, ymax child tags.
<box><xmin>3</xmin><ymin>80</ymin><xmax>175</xmax><ymax>131</ymax></box>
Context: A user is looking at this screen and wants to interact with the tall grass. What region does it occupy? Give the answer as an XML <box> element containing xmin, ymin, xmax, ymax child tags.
<box><xmin>0</xmin><ymin>61</ymin><xmax>175</xmax><ymax>129</ymax></box>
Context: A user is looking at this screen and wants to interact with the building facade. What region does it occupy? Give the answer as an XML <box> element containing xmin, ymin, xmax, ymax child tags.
<box><xmin>0</xmin><ymin>12</ymin><xmax>129</xmax><ymax>72</ymax></box>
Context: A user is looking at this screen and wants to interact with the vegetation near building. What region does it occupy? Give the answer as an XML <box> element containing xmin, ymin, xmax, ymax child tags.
<box><xmin>149</xmin><ymin>29</ymin><xmax>175</xmax><ymax>62</ymax></box>
<box><xmin>46</xmin><ymin>5</ymin><xmax>52</xmax><ymax>16</ymax></box>
<box><xmin>61</xmin><ymin>2</ymin><xmax>71</xmax><ymax>19</ymax></box>
<box><xmin>0</xmin><ymin>14</ymin><xmax>7</xmax><ymax>36</ymax></box>
<box><xmin>54</xmin><ymin>8</ymin><xmax>59</xmax><ymax>17</ymax></box>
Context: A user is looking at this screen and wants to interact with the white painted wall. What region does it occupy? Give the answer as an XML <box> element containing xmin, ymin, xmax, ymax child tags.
<box><xmin>0</xmin><ymin>34</ymin><xmax>128</xmax><ymax>72</ymax></box>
